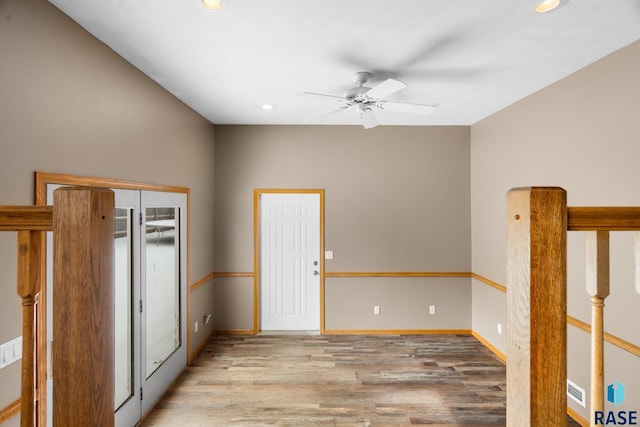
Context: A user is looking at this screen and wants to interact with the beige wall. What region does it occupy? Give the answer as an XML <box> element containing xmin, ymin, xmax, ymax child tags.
<box><xmin>213</xmin><ymin>125</ymin><xmax>471</xmax><ymax>332</ymax></box>
<box><xmin>4</xmin><ymin>0</ymin><xmax>638</xmax><ymax>423</ymax></box>
<box><xmin>471</xmin><ymin>40</ymin><xmax>640</xmax><ymax>420</ymax></box>
<box><xmin>0</xmin><ymin>0</ymin><xmax>216</xmax><ymax>421</ymax></box>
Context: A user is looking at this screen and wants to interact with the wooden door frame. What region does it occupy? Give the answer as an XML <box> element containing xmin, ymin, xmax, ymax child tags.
<box><xmin>253</xmin><ymin>189</ymin><xmax>325</xmax><ymax>334</ymax></box>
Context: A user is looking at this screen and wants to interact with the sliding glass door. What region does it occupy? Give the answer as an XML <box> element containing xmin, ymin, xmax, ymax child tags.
<box><xmin>46</xmin><ymin>187</ymin><xmax>187</xmax><ymax>427</ymax></box>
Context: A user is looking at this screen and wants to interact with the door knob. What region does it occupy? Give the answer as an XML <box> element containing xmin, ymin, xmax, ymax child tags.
<box><xmin>313</xmin><ymin>270</ymin><xmax>319</xmax><ymax>276</ymax></box>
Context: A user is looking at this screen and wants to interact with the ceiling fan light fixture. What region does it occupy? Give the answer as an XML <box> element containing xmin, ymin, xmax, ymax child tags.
<box><xmin>202</xmin><ymin>0</ymin><xmax>222</xmax><ymax>10</ymax></box>
<box><xmin>535</xmin><ymin>0</ymin><xmax>568</xmax><ymax>13</ymax></box>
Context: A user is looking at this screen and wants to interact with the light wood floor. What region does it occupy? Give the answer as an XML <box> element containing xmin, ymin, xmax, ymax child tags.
<box><xmin>140</xmin><ymin>334</ymin><xmax>580</xmax><ymax>426</ymax></box>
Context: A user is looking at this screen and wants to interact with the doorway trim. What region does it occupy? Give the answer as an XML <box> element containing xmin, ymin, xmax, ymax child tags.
<box><xmin>253</xmin><ymin>189</ymin><xmax>325</xmax><ymax>334</ymax></box>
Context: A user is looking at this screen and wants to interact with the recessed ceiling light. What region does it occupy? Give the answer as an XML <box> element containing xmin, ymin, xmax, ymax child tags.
<box><xmin>202</xmin><ymin>0</ymin><xmax>222</xmax><ymax>10</ymax></box>
<box><xmin>262</xmin><ymin>104</ymin><xmax>275</xmax><ymax>110</ymax></box>
<box><xmin>535</xmin><ymin>0</ymin><xmax>568</xmax><ymax>13</ymax></box>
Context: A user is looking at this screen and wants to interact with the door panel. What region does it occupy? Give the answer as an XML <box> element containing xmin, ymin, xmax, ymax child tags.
<box><xmin>113</xmin><ymin>190</ymin><xmax>142</xmax><ymax>427</ymax></box>
<box><xmin>144</xmin><ymin>206</ymin><xmax>179</xmax><ymax>378</ymax></box>
<box><xmin>114</xmin><ymin>207</ymin><xmax>133</xmax><ymax>408</ymax></box>
<box><xmin>140</xmin><ymin>191</ymin><xmax>187</xmax><ymax>415</ymax></box>
<box><xmin>260</xmin><ymin>193</ymin><xmax>320</xmax><ymax>331</ymax></box>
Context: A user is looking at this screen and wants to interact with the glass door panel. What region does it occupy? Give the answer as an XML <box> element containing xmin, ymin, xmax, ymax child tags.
<box><xmin>140</xmin><ymin>191</ymin><xmax>187</xmax><ymax>415</ymax></box>
<box><xmin>113</xmin><ymin>189</ymin><xmax>142</xmax><ymax>427</ymax></box>
<box><xmin>144</xmin><ymin>207</ymin><xmax>180</xmax><ymax>378</ymax></box>
<box><xmin>114</xmin><ymin>208</ymin><xmax>133</xmax><ymax>409</ymax></box>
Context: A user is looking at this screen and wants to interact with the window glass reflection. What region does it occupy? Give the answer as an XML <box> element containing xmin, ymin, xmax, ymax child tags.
<box><xmin>145</xmin><ymin>207</ymin><xmax>180</xmax><ymax>378</ymax></box>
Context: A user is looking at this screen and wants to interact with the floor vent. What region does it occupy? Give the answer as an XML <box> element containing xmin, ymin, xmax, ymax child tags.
<box><xmin>567</xmin><ymin>379</ymin><xmax>586</xmax><ymax>407</ymax></box>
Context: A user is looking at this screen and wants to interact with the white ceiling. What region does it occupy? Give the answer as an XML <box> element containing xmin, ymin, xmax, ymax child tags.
<box><xmin>49</xmin><ymin>0</ymin><xmax>640</xmax><ymax>127</ymax></box>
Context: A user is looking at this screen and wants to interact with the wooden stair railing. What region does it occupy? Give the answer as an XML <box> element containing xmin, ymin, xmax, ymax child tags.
<box><xmin>16</xmin><ymin>230</ymin><xmax>43</xmax><ymax>427</ymax></box>
<box><xmin>1</xmin><ymin>207</ymin><xmax>53</xmax><ymax>427</ymax></box>
<box><xmin>0</xmin><ymin>187</ymin><xmax>114</xmax><ymax>427</ymax></box>
<box><xmin>507</xmin><ymin>187</ymin><xmax>640</xmax><ymax>427</ymax></box>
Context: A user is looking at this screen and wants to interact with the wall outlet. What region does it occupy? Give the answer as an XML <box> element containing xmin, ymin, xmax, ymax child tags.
<box><xmin>429</xmin><ymin>305</ymin><xmax>436</xmax><ymax>315</ymax></box>
<box><xmin>194</xmin><ymin>321</ymin><xmax>199</xmax><ymax>333</ymax></box>
<box><xmin>0</xmin><ymin>336</ymin><xmax>22</xmax><ymax>370</ymax></box>
<box><xmin>373</xmin><ymin>305</ymin><xmax>380</xmax><ymax>315</ymax></box>
<box><xmin>497</xmin><ymin>323</ymin><xmax>503</xmax><ymax>335</ymax></box>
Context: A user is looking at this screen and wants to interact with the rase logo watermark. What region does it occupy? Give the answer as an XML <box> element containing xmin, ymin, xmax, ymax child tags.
<box><xmin>610</xmin><ymin>382</ymin><xmax>626</xmax><ymax>406</ymax></box>
<box><xmin>594</xmin><ymin>381</ymin><xmax>638</xmax><ymax>425</ymax></box>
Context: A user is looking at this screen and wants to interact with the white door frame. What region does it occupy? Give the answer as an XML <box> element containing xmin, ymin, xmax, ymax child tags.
<box><xmin>253</xmin><ymin>189</ymin><xmax>325</xmax><ymax>334</ymax></box>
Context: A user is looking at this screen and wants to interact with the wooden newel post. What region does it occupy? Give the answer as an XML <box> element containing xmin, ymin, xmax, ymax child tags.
<box><xmin>52</xmin><ymin>187</ymin><xmax>114</xmax><ymax>427</ymax></box>
<box><xmin>17</xmin><ymin>230</ymin><xmax>43</xmax><ymax>427</ymax></box>
<box><xmin>507</xmin><ymin>187</ymin><xmax>567</xmax><ymax>427</ymax></box>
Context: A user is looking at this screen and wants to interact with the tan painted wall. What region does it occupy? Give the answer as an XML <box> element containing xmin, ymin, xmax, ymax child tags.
<box><xmin>214</xmin><ymin>125</ymin><xmax>471</xmax><ymax>332</ymax></box>
<box><xmin>471</xmin><ymin>40</ymin><xmax>640</xmax><ymax>420</ymax></box>
<box><xmin>0</xmin><ymin>0</ymin><xmax>216</xmax><ymax>420</ymax></box>
<box><xmin>325</xmin><ymin>277</ymin><xmax>470</xmax><ymax>331</ymax></box>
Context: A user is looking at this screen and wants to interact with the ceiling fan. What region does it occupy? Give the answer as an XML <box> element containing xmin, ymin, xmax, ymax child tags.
<box><xmin>300</xmin><ymin>72</ymin><xmax>437</xmax><ymax>129</ymax></box>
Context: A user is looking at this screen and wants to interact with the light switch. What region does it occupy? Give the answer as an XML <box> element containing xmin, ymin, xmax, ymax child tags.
<box><xmin>325</xmin><ymin>251</ymin><xmax>334</xmax><ymax>260</ymax></box>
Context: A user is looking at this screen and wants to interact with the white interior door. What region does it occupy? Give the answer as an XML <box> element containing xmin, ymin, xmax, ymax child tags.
<box><xmin>45</xmin><ymin>186</ymin><xmax>187</xmax><ymax>427</ymax></box>
<box><xmin>260</xmin><ymin>193</ymin><xmax>320</xmax><ymax>331</ymax></box>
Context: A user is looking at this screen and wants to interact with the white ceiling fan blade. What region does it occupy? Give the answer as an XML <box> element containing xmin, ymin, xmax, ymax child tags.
<box><xmin>365</xmin><ymin>78</ymin><xmax>407</xmax><ymax>99</ymax></box>
<box><xmin>299</xmin><ymin>92</ymin><xmax>347</xmax><ymax>103</ymax></box>
<box><xmin>303</xmin><ymin>105</ymin><xmax>352</xmax><ymax>123</ymax></box>
<box><xmin>379</xmin><ymin>100</ymin><xmax>438</xmax><ymax>115</ymax></box>
<box><xmin>361</xmin><ymin>108</ymin><xmax>378</xmax><ymax>129</ymax></box>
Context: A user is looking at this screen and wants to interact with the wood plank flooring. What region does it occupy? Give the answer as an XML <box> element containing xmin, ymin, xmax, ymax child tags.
<box><xmin>140</xmin><ymin>334</ymin><xmax>580</xmax><ymax>426</ymax></box>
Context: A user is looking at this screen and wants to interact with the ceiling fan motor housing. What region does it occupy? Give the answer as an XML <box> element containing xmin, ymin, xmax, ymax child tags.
<box><xmin>355</xmin><ymin>103</ymin><xmax>373</xmax><ymax>113</ymax></box>
<box><xmin>344</xmin><ymin>86</ymin><xmax>371</xmax><ymax>100</ymax></box>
